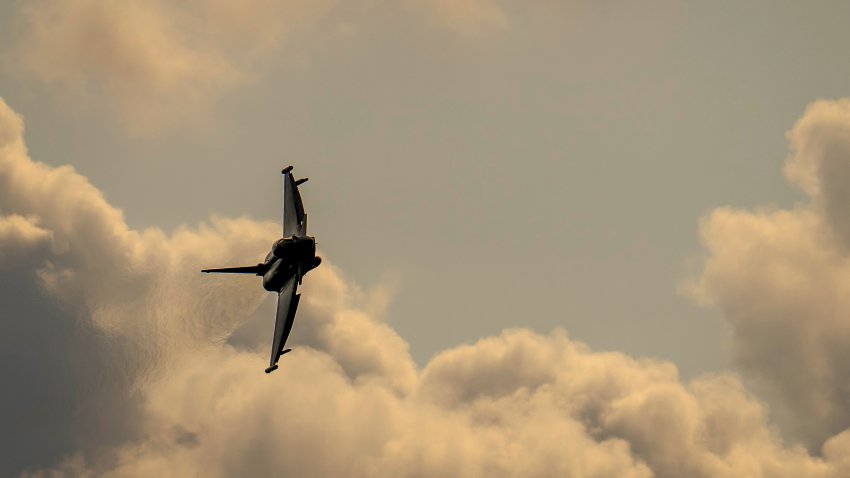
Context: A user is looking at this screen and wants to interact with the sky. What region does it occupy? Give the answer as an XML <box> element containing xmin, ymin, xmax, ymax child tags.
<box><xmin>2</xmin><ymin>1</ymin><xmax>850</xmax><ymax>476</ymax></box>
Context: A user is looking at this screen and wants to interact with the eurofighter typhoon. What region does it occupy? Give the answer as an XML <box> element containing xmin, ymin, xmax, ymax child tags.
<box><xmin>202</xmin><ymin>166</ymin><xmax>321</xmax><ymax>373</ymax></box>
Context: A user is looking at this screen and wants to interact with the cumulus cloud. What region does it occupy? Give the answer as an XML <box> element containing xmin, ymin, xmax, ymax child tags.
<box><xmin>0</xmin><ymin>215</ymin><xmax>52</xmax><ymax>268</ymax></box>
<box><xmin>691</xmin><ymin>98</ymin><xmax>850</xmax><ymax>449</ymax></box>
<box><xmin>4</xmin><ymin>0</ymin><xmax>507</xmax><ymax>132</ymax></box>
<box><xmin>3</xmin><ymin>94</ymin><xmax>850</xmax><ymax>477</ymax></box>
<box><xmin>8</xmin><ymin>0</ymin><xmax>244</xmax><ymax>132</ymax></box>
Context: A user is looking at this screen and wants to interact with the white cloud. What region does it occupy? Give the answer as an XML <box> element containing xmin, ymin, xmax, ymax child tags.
<box><xmin>8</xmin><ymin>0</ymin><xmax>245</xmax><ymax>132</ymax></box>
<box><xmin>3</xmin><ymin>96</ymin><xmax>850</xmax><ymax>476</ymax></box>
<box><xmin>0</xmin><ymin>215</ymin><xmax>52</xmax><ymax>268</ymax></box>
<box><xmin>691</xmin><ymin>98</ymin><xmax>850</xmax><ymax>449</ymax></box>
<box><xmin>4</xmin><ymin>0</ymin><xmax>508</xmax><ymax>133</ymax></box>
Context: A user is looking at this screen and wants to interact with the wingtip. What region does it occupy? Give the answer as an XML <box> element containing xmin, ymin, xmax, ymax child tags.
<box><xmin>264</xmin><ymin>350</ymin><xmax>291</xmax><ymax>374</ymax></box>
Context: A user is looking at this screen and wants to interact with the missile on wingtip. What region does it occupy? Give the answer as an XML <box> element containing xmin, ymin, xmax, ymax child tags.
<box><xmin>264</xmin><ymin>349</ymin><xmax>292</xmax><ymax>374</ymax></box>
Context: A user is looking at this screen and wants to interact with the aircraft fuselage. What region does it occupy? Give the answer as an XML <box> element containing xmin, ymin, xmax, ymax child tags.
<box><xmin>262</xmin><ymin>235</ymin><xmax>319</xmax><ymax>292</ymax></box>
<box><xmin>202</xmin><ymin>166</ymin><xmax>319</xmax><ymax>373</ymax></box>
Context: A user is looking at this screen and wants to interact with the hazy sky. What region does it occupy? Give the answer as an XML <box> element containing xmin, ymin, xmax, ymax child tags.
<box><xmin>3</xmin><ymin>0</ymin><xmax>850</xmax><ymax>374</ymax></box>
<box><xmin>3</xmin><ymin>1</ymin><xmax>850</xmax><ymax>476</ymax></box>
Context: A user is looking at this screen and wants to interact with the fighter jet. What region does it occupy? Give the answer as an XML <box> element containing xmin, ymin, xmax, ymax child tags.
<box><xmin>202</xmin><ymin>166</ymin><xmax>321</xmax><ymax>373</ymax></box>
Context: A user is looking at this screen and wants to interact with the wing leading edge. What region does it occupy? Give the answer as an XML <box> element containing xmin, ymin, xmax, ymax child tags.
<box><xmin>265</xmin><ymin>272</ymin><xmax>301</xmax><ymax>373</ymax></box>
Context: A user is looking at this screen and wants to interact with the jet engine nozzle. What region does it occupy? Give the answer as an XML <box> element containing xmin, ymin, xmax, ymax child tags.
<box><xmin>272</xmin><ymin>236</ymin><xmax>316</xmax><ymax>259</ymax></box>
<box><xmin>305</xmin><ymin>256</ymin><xmax>322</xmax><ymax>273</ymax></box>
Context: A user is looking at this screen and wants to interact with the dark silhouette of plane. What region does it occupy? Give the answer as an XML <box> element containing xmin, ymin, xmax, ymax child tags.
<box><xmin>202</xmin><ymin>166</ymin><xmax>321</xmax><ymax>373</ymax></box>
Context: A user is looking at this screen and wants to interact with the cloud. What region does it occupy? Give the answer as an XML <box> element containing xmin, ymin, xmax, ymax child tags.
<box><xmin>7</xmin><ymin>0</ymin><xmax>242</xmax><ymax>132</ymax></box>
<box><xmin>4</xmin><ymin>0</ymin><xmax>507</xmax><ymax>132</ymax></box>
<box><xmin>690</xmin><ymin>98</ymin><xmax>850</xmax><ymax>449</ymax></box>
<box><xmin>0</xmin><ymin>96</ymin><xmax>278</xmax><ymax>473</ymax></box>
<box><xmin>785</xmin><ymin>99</ymin><xmax>850</xmax><ymax>248</ymax></box>
<box><xmin>2</xmin><ymin>95</ymin><xmax>850</xmax><ymax>477</ymax></box>
<box><xmin>0</xmin><ymin>215</ymin><xmax>52</xmax><ymax>268</ymax></box>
